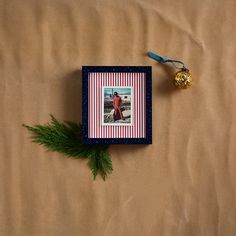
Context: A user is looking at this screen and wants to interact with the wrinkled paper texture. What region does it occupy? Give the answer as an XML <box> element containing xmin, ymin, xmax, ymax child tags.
<box><xmin>0</xmin><ymin>0</ymin><xmax>236</xmax><ymax>235</ymax></box>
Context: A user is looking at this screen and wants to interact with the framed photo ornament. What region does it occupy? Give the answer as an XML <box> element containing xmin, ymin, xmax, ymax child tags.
<box><xmin>82</xmin><ymin>66</ymin><xmax>152</xmax><ymax>144</ymax></box>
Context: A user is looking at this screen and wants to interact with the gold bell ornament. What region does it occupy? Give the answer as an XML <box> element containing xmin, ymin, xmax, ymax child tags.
<box><xmin>147</xmin><ymin>51</ymin><xmax>192</xmax><ymax>89</ymax></box>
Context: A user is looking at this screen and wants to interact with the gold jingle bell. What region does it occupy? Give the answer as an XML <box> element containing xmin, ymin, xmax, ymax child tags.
<box><xmin>147</xmin><ymin>51</ymin><xmax>192</xmax><ymax>89</ymax></box>
<box><xmin>174</xmin><ymin>69</ymin><xmax>192</xmax><ymax>89</ymax></box>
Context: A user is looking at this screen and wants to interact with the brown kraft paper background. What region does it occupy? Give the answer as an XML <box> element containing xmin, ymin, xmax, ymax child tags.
<box><xmin>0</xmin><ymin>0</ymin><xmax>236</xmax><ymax>235</ymax></box>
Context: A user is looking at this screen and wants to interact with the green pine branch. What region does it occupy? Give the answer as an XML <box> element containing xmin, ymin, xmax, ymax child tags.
<box><xmin>23</xmin><ymin>115</ymin><xmax>112</xmax><ymax>180</ymax></box>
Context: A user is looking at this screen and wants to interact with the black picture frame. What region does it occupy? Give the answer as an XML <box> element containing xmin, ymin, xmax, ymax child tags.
<box><xmin>82</xmin><ymin>66</ymin><xmax>152</xmax><ymax>144</ymax></box>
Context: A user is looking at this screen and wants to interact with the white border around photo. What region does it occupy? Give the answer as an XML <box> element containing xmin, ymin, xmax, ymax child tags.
<box><xmin>101</xmin><ymin>86</ymin><xmax>134</xmax><ymax>126</ymax></box>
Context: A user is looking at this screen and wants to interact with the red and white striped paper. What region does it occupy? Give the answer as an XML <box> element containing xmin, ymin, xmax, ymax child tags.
<box><xmin>88</xmin><ymin>72</ymin><xmax>146</xmax><ymax>138</ymax></box>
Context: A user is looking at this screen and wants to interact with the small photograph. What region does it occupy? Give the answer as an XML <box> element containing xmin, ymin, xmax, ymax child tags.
<box><xmin>102</xmin><ymin>87</ymin><xmax>133</xmax><ymax>125</ymax></box>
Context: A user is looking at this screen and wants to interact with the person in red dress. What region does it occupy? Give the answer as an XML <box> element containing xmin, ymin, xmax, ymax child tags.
<box><xmin>113</xmin><ymin>92</ymin><xmax>125</xmax><ymax>121</ymax></box>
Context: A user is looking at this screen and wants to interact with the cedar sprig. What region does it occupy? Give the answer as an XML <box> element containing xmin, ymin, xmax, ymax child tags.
<box><xmin>23</xmin><ymin>115</ymin><xmax>112</xmax><ymax>180</ymax></box>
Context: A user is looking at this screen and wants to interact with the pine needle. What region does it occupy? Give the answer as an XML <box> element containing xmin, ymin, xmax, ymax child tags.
<box><xmin>23</xmin><ymin>115</ymin><xmax>112</xmax><ymax>180</ymax></box>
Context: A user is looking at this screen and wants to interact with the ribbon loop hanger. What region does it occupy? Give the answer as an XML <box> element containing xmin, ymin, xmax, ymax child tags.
<box><xmin>147</xmin><ymin>51</ymin><xmax>188</xmax><ymax>71</ymax></box>
<box><xmin>147</xmin><ymin>51</ymin><xmax>192</xmax><ymax>89</ymax></box>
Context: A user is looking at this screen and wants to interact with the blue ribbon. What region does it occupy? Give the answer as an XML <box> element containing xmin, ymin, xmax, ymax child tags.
<box><xmin>147</xmin><ymin>51</ymin><xmax>187</xmax><ymax>70</ymax></box>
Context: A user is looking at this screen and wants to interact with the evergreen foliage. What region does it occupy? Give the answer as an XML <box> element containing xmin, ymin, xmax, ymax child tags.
<box><xmin>23</xmin><ymin>115</ymin><xmax>112</xmax><ymax>180</ymax></box>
